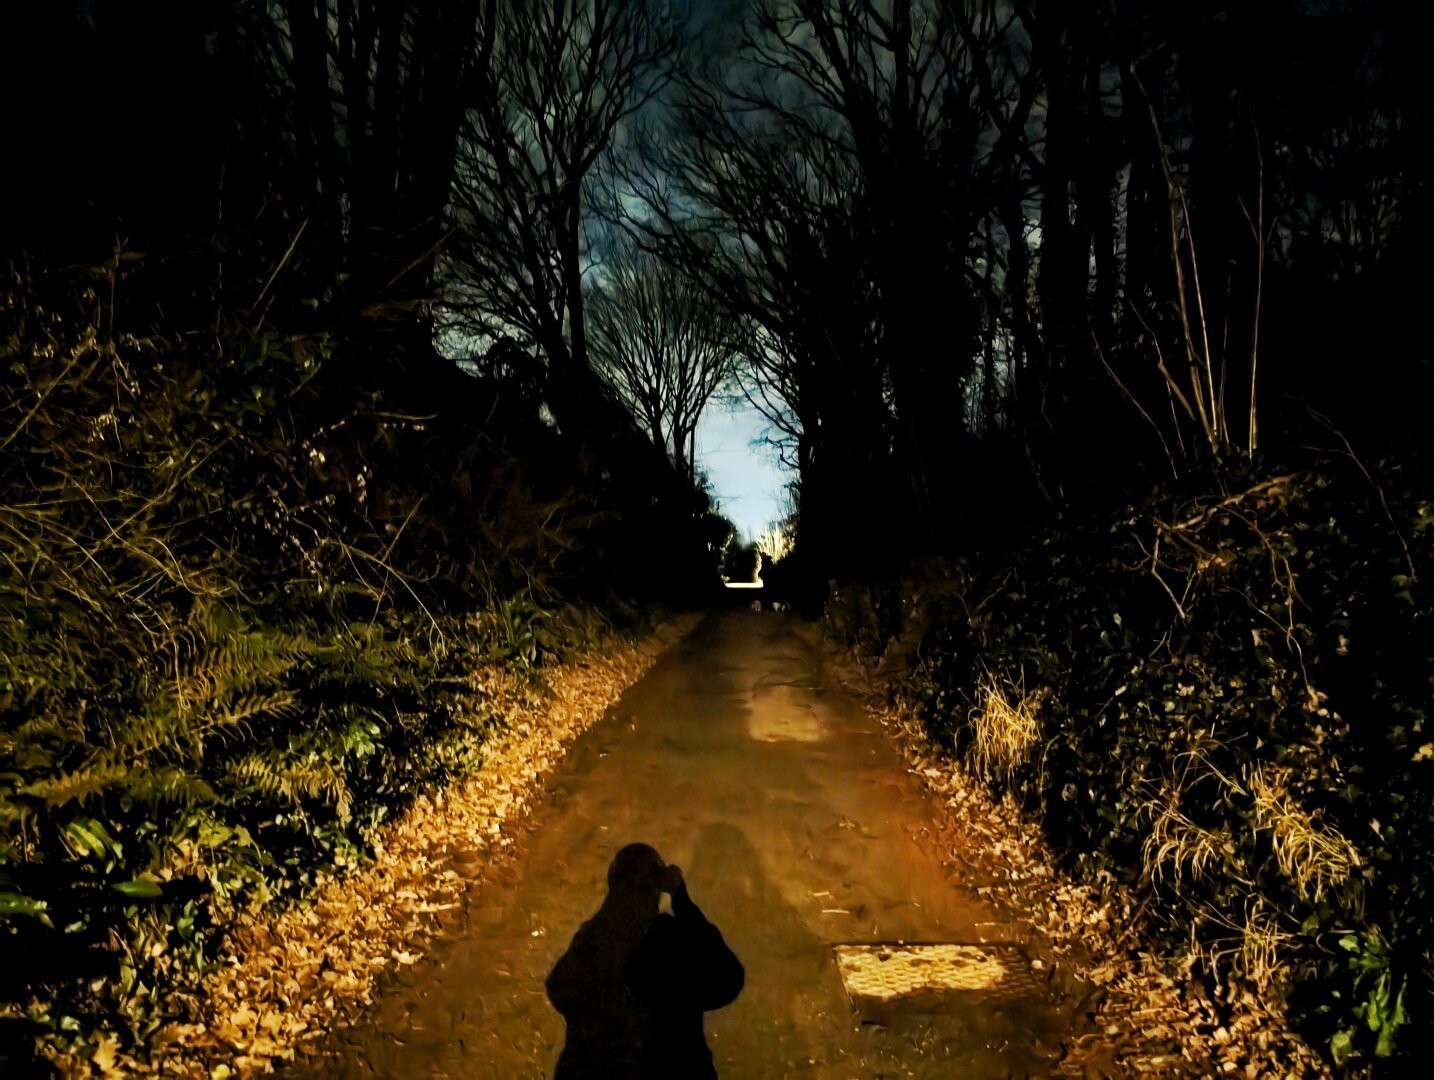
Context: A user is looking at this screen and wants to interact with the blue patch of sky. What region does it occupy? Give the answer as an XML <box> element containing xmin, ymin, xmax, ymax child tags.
<box><xmin>696</xmin><ymin>398</ymin><xmax>790</xmax><ymax>542</ymax></box>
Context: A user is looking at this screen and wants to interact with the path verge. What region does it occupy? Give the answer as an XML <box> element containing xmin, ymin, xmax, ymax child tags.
<box><xmin>814</xmin><ymin>613</ymin><xmax>1325</xmax><ymax>1072</ymax></box>
<box><xmin>841</xmin><ymin>657</ymin><xmax>1328</xmax><ymax>1077</ymax></box>
<box><xmin>68</xmin><ymin>615</ymin><xmax>698</xmax><ymax>1079</ymax></box>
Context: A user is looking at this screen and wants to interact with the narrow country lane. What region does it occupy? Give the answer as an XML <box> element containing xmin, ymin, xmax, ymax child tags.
<box><xmin>296</xmin><ymin>612</ymin><xmax>1087</xmax><ymax>1078</ymax></box>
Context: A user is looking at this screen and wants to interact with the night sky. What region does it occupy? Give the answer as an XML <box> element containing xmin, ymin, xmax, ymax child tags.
<box><xmin>666</xmin><ymin>0</ymin><xmax>788</xmax><ymax>540</ymax></box>
<box><xmin>695</xmin><ymin>400</ymin><xmax>789</xmax><ymax>540</ymax></box>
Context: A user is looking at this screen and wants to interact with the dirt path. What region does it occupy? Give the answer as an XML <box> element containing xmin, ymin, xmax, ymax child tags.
<box><xmin>294</xmin><ymin>612</ymin><xmax>1088</xmax><ymax>1078</ymax></box>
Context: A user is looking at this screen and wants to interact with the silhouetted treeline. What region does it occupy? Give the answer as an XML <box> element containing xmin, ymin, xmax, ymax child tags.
<box><xmin>1</xmin><ymin>0</ymin><xmax>726</xmax><ymax>602</ymax></box>
<box><xmin>619</xmin><ymin>0</ymin><xmax>1431</xmax><ymax>583</ymax></box>
<box><xmin>3</xmin><ymin>0</ymin><xmax>1428</xmax><ymax>589</ymax></box>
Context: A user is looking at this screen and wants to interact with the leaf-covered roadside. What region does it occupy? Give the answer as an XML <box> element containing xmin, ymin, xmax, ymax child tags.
<box><xmin>826</xmin><ymin>455</ymin><xmax>1432</xmax><ymax>1074</ymax></box>
<box><xmin>49</xmin><ymin>620</ymin><xmax>692</xmax><ymax>1077</ymax></box>
<box><xmin>866</xmin><ymin>700</ymin><xmax>1324</xmax><ymax>1076</ymax></box>
<box><xmin>0</xmin><ymin>264</ymin><xmax>702</xmax><ymax>1074</ymax></box>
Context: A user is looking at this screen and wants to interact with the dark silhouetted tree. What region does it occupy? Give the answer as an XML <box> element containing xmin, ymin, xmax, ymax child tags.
<box><xmin>587</xmin><ymin>241</ymin><xmax>736</xmax><ymax>484</ymax></box>
<box><xmin>444</xmin><ymin>0</ymin><xmax>679</xmax><ymax>431</ymax></box>
<box><xmin>624</xmin><ymin>0</ymin><xmax>1023</xmax><ymax>569</ymax></box>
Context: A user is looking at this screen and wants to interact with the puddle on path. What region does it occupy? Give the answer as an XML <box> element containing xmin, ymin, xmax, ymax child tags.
<box><xmin>293</xmin><ymin>612</ymin><xmax>1084</xmax><ymax>1078</ymax></box>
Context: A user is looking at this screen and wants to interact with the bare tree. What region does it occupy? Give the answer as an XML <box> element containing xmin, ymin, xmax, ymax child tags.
<box><xmin>620</xmin><ymin>0</ymin><xmax>1026</xmax><ymax>565</ymax></box>
<box><xmin>587</xmin><ymin>244</ymin><xmax>735</xmax><ymax>483</ymax></box>
<box><xmin>444</xmin><ymin>0</ymin><xmax>678</xmax><ymax>424</ymax></box>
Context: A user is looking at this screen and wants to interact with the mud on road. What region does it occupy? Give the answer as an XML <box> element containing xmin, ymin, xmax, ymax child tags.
<box><xmin>294</xmin><ymin>612</ymin><xmax>1091</xmax><ymax>1078</ymax></box>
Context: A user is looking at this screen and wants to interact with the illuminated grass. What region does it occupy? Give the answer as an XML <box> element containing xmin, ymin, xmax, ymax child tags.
<box><xmin>967</xmin><ymin>674</ymin><xmax>1040</xmax><ymax>779</ymax></box>
<box><xmin>1250</xmin><ymin>765</ymin><xmax>1359</xmax><ymax>903</ymax></box>
<box><xmin>1141</xmin><ymin>799</ymin><xmax>1228</xmax><ymax>888</ymax></box>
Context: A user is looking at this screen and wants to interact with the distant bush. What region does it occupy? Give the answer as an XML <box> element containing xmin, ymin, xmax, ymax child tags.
<box><xmin>830</xmin><ymin>458</ymin><xmax>1433</xmax><ymax>1072</ymax></box>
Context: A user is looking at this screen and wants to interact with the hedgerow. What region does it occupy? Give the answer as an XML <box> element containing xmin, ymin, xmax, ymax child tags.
<box><xmin>827</xmin><ymin>456</ymin><xmax>1432</xmax><ymax>1072</ymax></box>
<box><xmin>0</xmin><ymin>263</ymin><xmax>633</xmax><ymax>1067</ymax></box>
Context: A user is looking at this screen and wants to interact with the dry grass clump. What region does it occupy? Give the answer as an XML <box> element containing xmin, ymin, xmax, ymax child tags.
<box><xmin>967</xmin><ymin>674</ymin><xmax>1041</xmax><ymax>778</ymax></box>
<box><xmin>1142</xmin><ymin>799</ymin><xmax>1231</xmax><ymax>888</ymax></box>
<box><xmin>1192</xmin><ymin>899</ymin><xmax>1299</xmax><ymax>998</ymax></box>
<box><xmin>1138</xmin><ymin>759</ymin><xmax>1358</xmax><ymax>997</ymax></box>
<box><xmin>1250</xmin><ymin>765</ymin><xmax>1359</xmax><ymax>903</ymax></box>
<box><xmin>1239</xmin><ymin>901</ymin><xmax>1298</xmax><ymax>994</ymax></box>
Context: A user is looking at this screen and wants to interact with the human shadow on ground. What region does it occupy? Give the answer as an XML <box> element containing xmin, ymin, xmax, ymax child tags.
<box><xmin>684</xmin><ymin>822</ymin><xmax>833</xmax><ymax>1070</ymax></box>
<box><xmin>546</xmin><ymin>842</ymin><xmax>744</xmax><ymax>1079</ymax></box>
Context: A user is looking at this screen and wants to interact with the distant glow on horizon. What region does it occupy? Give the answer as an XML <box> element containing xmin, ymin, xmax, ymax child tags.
<box><xmin>695</xmin><ymin>399</ymin><xmax>791</xmax><ymax>541</ymax></box>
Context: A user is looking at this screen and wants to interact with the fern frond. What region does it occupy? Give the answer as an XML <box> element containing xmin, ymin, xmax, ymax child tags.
<box><xmin>205</xmin><ymin>691</ymin><xmax>299</xmax><ymax>733</ymax></box>
<box><xmin>19</xmin><ymin>764</ymin><xmax>131</xmax><ymax>807</ymax></box>
<box><xmin>117</xmin><ymin>767</ymin><xmax>216</xmax><ymax>807</ymax></box>
<box><xmin>224</xmin><ymin>753</ymin><xmax>352</xmax><ymax>820</ymax></box>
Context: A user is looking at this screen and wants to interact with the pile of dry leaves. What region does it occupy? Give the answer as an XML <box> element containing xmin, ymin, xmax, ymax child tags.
<box><xmin>55</xmin><ymin>616</ymin><xmax>697</xmax><ymax>1079</ymax></box>
<box><xmin>870</xmin><ymin>700</ymin><xmax>1330</xmax><ymax>1078</ymax></box>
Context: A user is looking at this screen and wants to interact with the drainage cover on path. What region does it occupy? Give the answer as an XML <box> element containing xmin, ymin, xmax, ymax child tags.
<box><xmin>835</xmin><ymin>943</ymin><xmax>1046</xmax><ymax>1004</ymax></box>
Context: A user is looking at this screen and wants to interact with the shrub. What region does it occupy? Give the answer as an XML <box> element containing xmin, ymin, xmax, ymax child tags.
<box><xmin>836</xmin><ymin>456</ymin><xmax>1433</xmax><ymax>1072</ymax></box>
<box><xmin>0</xmin><ymin>264</ymin><xmax>614</xmax><ymax>1063</ymax></box>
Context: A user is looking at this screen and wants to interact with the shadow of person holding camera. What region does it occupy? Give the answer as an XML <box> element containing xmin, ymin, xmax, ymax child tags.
<box><xmin>546</xmin><ymin>843</ymin><xmax>744</xmax><ymax>1079</ymax></box>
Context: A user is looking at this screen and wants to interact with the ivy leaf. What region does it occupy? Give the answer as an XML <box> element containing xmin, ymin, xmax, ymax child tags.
<box><xmin>0</xmin><ymin>891</ymin><xmax>53</xmax><ymax>925</ymax></box>
<box><xmin>65</xmin><ymin>817</ymin><xmax>121</xmax><ymax>860</ymax></box>
<box><xmin>1329</xmin><ymin>1028</ymin><xmax>1354</xmax><ymax>1065</ymax></box>
<box><xmin>112</xmin><ymin>878</ymin><xmax>163</xmax><ymax>899</ymax></box>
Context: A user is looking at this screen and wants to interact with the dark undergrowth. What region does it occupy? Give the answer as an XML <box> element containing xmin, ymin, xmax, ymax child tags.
<box><xmin>826</xmin><ymin>453</ymin><xmax>1432</xmax><ymax>1074</ymax></box>
<box><xmin>0</xmin><ymin>263</ymin><xmax>679</xmax><ymax>1070</ymax></box>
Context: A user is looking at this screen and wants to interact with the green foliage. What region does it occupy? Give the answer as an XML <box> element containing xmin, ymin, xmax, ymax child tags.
<box><xmin>834</xmin><ymin>458</ymin><xmax>1433</xmax><ymax>1072</ymax></box>
<box><xmin>1333</xmin><ymin>930</ymin><xmax>1407</xmax><ymax>1063</ymax></box>
<box><xmin>0</xmin><ymin>266</ymin><xmax>629</xmax><ymax>1062</ymax></box>
<box><xmin>474</xmin><ymin>594</ymin><xmax>556</xmax><ymax>669</ymax></box>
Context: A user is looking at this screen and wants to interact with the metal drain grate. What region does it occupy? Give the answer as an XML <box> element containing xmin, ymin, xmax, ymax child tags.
<box><xmin>834</xmin><ymin>943</ymin><xmax>1043</xmax><ymax>1003</ymax></box>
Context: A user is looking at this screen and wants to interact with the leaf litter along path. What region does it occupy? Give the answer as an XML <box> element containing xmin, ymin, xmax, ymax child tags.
<box><xmin>292</xmin><ymin>612</ymin><xmax>1091</xmax><ymax>1078</ymax></box>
